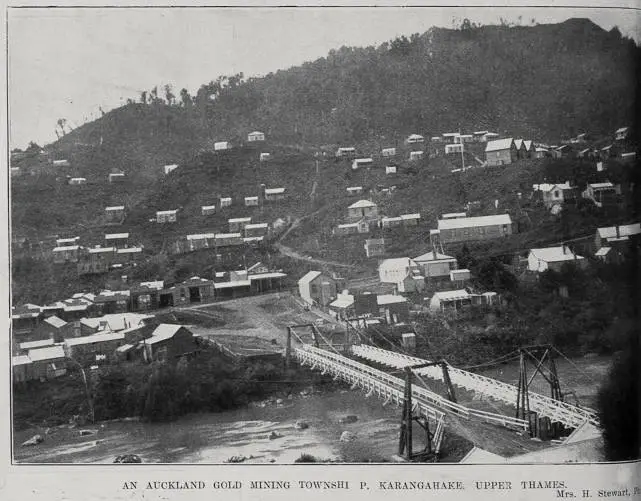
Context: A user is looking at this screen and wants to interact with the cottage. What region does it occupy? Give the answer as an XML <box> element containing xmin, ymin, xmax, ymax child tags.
<box><xmin>243</xmin><ymin>223</ymin><xmax>270</xmax><ymax>238</ymax></box>
<box><xmin>12</xmin><ymin>355</ymin><xmax>34</xmax><ymax>383</ymax></box>
<box><xmin>352</xmin><ymin>158</ymin><xmax>373</xmax><ymax>170</ymax></box>
<box><xmin>534</xmin><ymin>147</ymin><xmax>549</xmax><ymax>159</ymax></box>
<box><xmin>381</xmin><ymin>147</ymin><xmax>396</xmax><ymax>157</ymax></box>
<box><xmin>142</xmin><ymin>324</ymin><xmax>198</xmax><ymax>364</ymax></box>
<box><xmin>485</xmin><ymin>138</ymin><xmax>516</xmax><ymax>166</ymax></box>
<box><xmin>199</xmin><ymin>205</ymin><xmax>216</xmax><ymax>217</ymax></box>
<box><xmin>532</xmin><ymin>182</ymin><xmax>575</xmax><ymax>210</ymax></box>
<box><xmin>380</xmin><ymin>216</ymin><xmax>403</xmax><ymax>229</ymax></box>
<box><xmin>472</xmin><ymin>131</ymin><xmax>489</xmax><ymax>142</ymax></box>
<box><xmin>213</xmin><ymin>279</ymin><xmax>252</xmax><ymax>300</ymax></box>
<box><xmin>429</xmin><ymin>290</ymin><xmax>473</xmax><ymax>312</ymax></box>
<box><xmin>442</xmin><ymin>133</ymin><xmax>460</xmax><ymax>144</ymax></box>
<box><xmin>615</xmin><ymin>127</ymin><xmax>629</xmax><ymax>141</ymax></box>
<box><xmin>385</xmin><ymin>165</ymin><xmax>397</xmax><ymax>175</ymax></box>
<box><xmin>247</xmin><ymin>131</ymin><xmax>265</xmax><ymax>142</ymax></box>
<box><xmin>378</xmin><ymin>258</ymin><xmax>418</xmax><ymax>284</ymax></box>
<box><xmin>245</xmin><ymin>196</ymin><xmax>259</xmax><ymax>206</ymax></box>
<box><xmin>364</xmin><ymin>238</ymin><xmax>385</xmax><ymax>258</ymax></box>
<box><xmin>259</xmin><ymin>152</ymin><xmax>270</xmax><ymax>162</ymax></box>
<box><xmin>220</xmin><ymin>197</ymin><xmax>232</xmax><ymax>208</ymax></box>
<box><xmin>115</xmin><ymin>247</ymin><xmax>143</xmax><ymax>264</ymax></box>
<box><xmin>264</xmin><ymin>187</ymin><xmax>286</xmax><ymax>201</ymax></box>
<box><xmin>109</xmin><ymin>172</ymin><xmax>126</xmax><ymax>183</ymax></box>
<box><xmin>445</xmin><ymin>144</ymin><xmax>463</xmax><ymax>155</ymax></box>
<box><xmin>163</xmin><ymin>164</ymin><xmax>179</xmax><ymax>175</ymax></box>
<box><xmin>56</xmin><ymin>236</ymin><xmax>80</xmax><ymax>247</ymax></box>
<box><xmin>92</xmin><ymin>291</ymin><xmax>130</xmax><ymax>314</ymax></box>
<box><xmin>53</xmin><ymin>245</ymin><xmax>81</xmax><ymax>264</ymax></box>
<box><xmin>64</xmin><ymin>331</ymin><xmax>126</xmax><ymax>366</ymax></box>
<box><xmin>180</xmin><ymin>276</ymin><xmax>215</xmax><ymax>303</ymax></box>
<box><xmin>129</xmin><ymin>283</ymin><xmax>163</xmax><ymax>311</ymax></box>
<box><xmin>377</xmin><ymin>295</ymin><xmax>410</xmax><ymax>324</ymax></box>
<box><xmin>12</xmin><ymin>303</ymin><xmax>43</xmax><ymax>332</ymax></box>
<box><xmin>405</xmin><ymin>134</ymin><xmax>425</xmax><ymax>144</ymax></box>
<box><xmin>334</xmin><ymin>220</ymin><xmax>370</xmax><ymax>236</ymax></box>
<box><xmin>413</xmin><ymin>250</ymin><xmax>458</xmax><ymax>281</ymax></box>
<box><xmin>437</xmin><ymin>214</ymin><xmax>513</xmax><ymax>244</ymax></box>
<box><xmin>77</xmin><ymin>246</ymin><xmax>116</xmax><ymax>275</ymax></box>
<box><xmin>409</xmin><ymin>151</ymin><xmax>424</xmax><ymax>161</ymax></box>
<box><xmin>450</xmin><ymin>268</ymin><xmax>472</xmax><ymax>288</ymax></box>
<box><xmin>105</xmin><ymin>232</ymin><xmax>129</xmax><ymax>249</ymax></box>
<box><xmin>52</xmin><ymin>159</ymin><xmax>70</xmax><ymax>167</ymax></box>
<box><xmin>582</xmin><ymin>182</ymin><xmax>620</xmax><ymax>207</ymax></box>
<box><xmin>347</xmin><ymin>200</ymin><xmax>378</xmax><ymax>222</ymax></box>
<box><xmin>459</xmin><ymin>134</ymin><xmax>473</xmax><ymax>143</ymax></box>
<box><xmin>398</xmin><ymin>274</ymin><xmax>426</xmax><ymax>294</ymax></box>
<box><xmin>594</xmin><ymin>223</ymin><xmax>641</xmax><ymax>250</ymax></box>
<box><xmin>105</xmin><ymin>206</ymin><xmax>125</xmax><ymax>224</ymax></box>
<box><xmin>68</xmin><ymin>177</ymin><xmax>87</xmax><ymax>185</ymax></box>
<box><xmin>214</xmin><ymin>141</ymin><xmax>232</xmax><ymax>151</ymax></box>
<box><xmin>527</xmin><ymin>246</ymin><xmax>587</xmax><ymax>273</ymax></box>
<box><xmin>328</xmin><ymin>292</ymin><xmax>355</xmax><ymax>321</ymax></box>
<box><xmin>228</xmin><ymin>217</ymin><xmax>252</xmax><ymax>233</ymax></box>
<box><xmin>346</xmin><ymin>186</ymin><xmax>364</xmax><ymax>196</ymax></box>
<box><xmin>27</xmin><ymin>345</ymin><xmax>67</xmax><ymax>380</ymax></box>
<box><xmin>335</xmin><ymin>147</ymin><xmax>356</xmax><ymax>159</ymax></box>
<box><xmin>298</xmin><ymin>271</ymin><xmax>337</xmax><ymax>307</ymax></box>
<box><xmin>156</xmin><ymin>209</ymin><xmax>178</xmax><ymax>223</ymax></box>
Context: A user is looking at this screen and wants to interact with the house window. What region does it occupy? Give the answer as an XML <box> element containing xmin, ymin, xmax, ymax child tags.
<box><xmin>155</xmin><ymin>346</ymin><xmax>168</xmax><ymax>363</ymax></box>
<box><xmin>554</xmin><ymin>191</ymin><xmax>560</xmax><ymax>198</ymax></box>
<box><xmin>310</xmin><ymin>284</ymin><xmax>319</xmax><ymax>295</ymax></box>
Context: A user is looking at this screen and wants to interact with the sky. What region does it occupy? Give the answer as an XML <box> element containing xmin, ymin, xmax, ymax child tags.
<box><xmin>8</xmin><ymin>4</ymin><xmax>640</xmax><ymax>149</ymax></box>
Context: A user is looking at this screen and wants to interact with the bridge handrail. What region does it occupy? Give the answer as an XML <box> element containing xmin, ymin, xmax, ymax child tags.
<box><xmin>298</xmin><ymin>345</ymin><xmax>529</xmax><ymax>431</ymax></box>
<box><xmin>350</xmin><ymin>344</ymin><xmax>599</xmax><ymax>427</ymax></box>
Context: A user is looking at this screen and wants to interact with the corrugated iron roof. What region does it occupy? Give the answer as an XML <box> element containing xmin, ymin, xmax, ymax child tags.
<box><xmin>348</xmin><ymin>199</ymin><xmax>377</xmax><ymax>209</ymax></box>
<box><xmin>438</xmin><ymin>214</ymin><xmax>512</xmax><ymax>230</ymax></box>
<box><xmin>485</xmin><ymin>138</ymin><xmax>514</xmax><ymax>152</ymax></box>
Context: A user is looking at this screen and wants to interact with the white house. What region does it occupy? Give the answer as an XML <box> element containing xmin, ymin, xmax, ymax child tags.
<box><xmin>156</xmin><ymin>210</ymin><xmax>178</xmax><ymax>223</ymax></box>
<box><xmin>405</xmin><ymin>134</ymin><xmax>425</xmax><ymax>144</ymax></box>
<box><xmin>352</xmin><ymin>158</ymin><xmax>373</xmax><ymax>170</ymax></box>
<box><xmin>381</xmin><ymin>147</ymin><xmax>396</xmax><ymax>157</ymax></box>
<box><xmin>385</xmin><ymin>165</ymin><xmax>397</xmax><ymax>175</ymax></box>
<box><xmin>201</xmin><ymin>205</ymin><xmax>217</xmax><ymax>216</ymax></box>
<box><xmin>247</xmin><ymin>131</ymin><xmax>265</xmax><ymax>142</ymax></box>
<box><xmin>245</xmin><ymin>196</ymin><xmax>259</xmax><ymax>206</ymax></box>
<box><xmin>259</xmin><ymin>152</ymin><xmax>270</xmax><ymax>162</ymax></box>
<box><xmin>413</xmin><ymin>250</ymin><xmax>457</xmax><ymax>280</ymax></box>
<box><xmin>445</xmin><ymin>144</ymin><xmax>463</xmax><ymax>155</ymax></box>
<box><xmin>335</xmin><ymin>147</ymin><xmax>356</xmax><ymax>158</ymax></box>
<box><xmin>442</xmin><ymin>132</ymin><xmax>460</xmax><ymax>144</ymax></box>
<box><xmin>532</xmin><ymin>182</ymin><xmax>575</xmax><ymax>210</ymax></box>
<box><xmin>346</xmin><ymin>186</ymin><xmax>364</xmax><ymax>196</ymax></box>
<box><xmin>264</xmin><ymin>187</ymin><xmax>286</xmax><ymax>201</ymax></box>
<box><xmin>527</xmin><ymin>246</ymin><xmax>586</xmax><ymax>273</ymax></box>
<box><xmin>378</xmin><ymin>257</ymin><xmax>418</xmax><ymax>284</ymax></box>
<box><xmin>409</xmin><ymin>151</ymin><xmax>424</xmax><ymax>161</ymax></box>
<box><xmin>347</xmin><ymin>200</ymin><xmax>378</xmax><ymax>221</ymax></box>
<box><xmin>214</xmin><ymin>141</ymin><xmax>232</xmax><ymax>151</ymax></box>
<box><xmin>615</xmin><ymin>127</ymin><xmax>629</xmax><ymax>141</ymax></box>
<box><xmin>163</xmin><ymin>164</ymin><xmax>179</xmax><ymax>175</ymax></box>
<box><xmin>220</xmin><ymin>197</ymin><xmax>232</xmax><ymax>208</ymax></box>
<box><xmin>69</xmin><ymin>177</ymin><xmax>87</xmax><ymax>185</ymax></box>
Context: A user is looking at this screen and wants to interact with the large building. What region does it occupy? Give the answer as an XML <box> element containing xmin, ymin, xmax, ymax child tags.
<box><xmin>298</xmin><ymin>271</ymin><xmax>337</xmax><ymax>307</ymax></box>
<box><xmin>437</xmin><ymin>214</ymin><xmax>513</xmax><ymax>244</ymax></box>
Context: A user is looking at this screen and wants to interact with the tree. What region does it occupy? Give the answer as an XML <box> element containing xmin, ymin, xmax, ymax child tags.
<box><xmin>179</xmin><ymin>88</ymin><xmax>192</xmax><ymax>107</ymax></box>
<box><xmin>56</xmin><ymin>118</ymin><xmax>67</xmax><ymax>136</ymax></box>
<box><xmin>140</xmin><ymin>90</ymin><xmax>147</xmax><ymax>104</ymax></box>
<box><xmin>597</xmin><ymin>329</ymin><xmax>640</xmax><ymax>460</ymax></box>
<box><xmin>164</xmin><ymin>84</ymin><xmax>175</xmax><ymax>106</ymax></box>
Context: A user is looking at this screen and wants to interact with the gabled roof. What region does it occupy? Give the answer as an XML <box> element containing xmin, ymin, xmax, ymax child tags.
<box><xmin>588</xmin><ymin>182</ymin><xmax>615</xmax><ymax>190</ymax></box>
<box><xmin>265</xmin><ymin>187</ymin><xmax>286</xmax><ymax>194</ymax></box>
<box><xmin>432</xmin><ymin>289</ymin><xmax>471</xmax><ymax>301</ymax></box>
<box><xmin>105</xmin><ymin>233</ymin><xmax>129</xmax><ymax>240</ymax></box>
<box><xmin>528</xmin><ymin>246</ymin><xmax>584</xmax><ymax>263</ymax></box>
<box><xmin>88</xmin><ymin>246</ymin><xmax>115</xmax><ymax>254</ymax></box>
<box><xmin>438</xmin><ymin>214</ymin><xmax>512</xmax><ymax>230</ymax></box>
<box><xmin>514</xmin><ymin>139</ymin><xmax>524</xmax><ymax>149</ymax></box>
<box><xmin>12</xmin><ymin>355</ymin><xmax>32</xmax><ymax>367</ymax></box>
<box><xmin>377</xmin><ymin>294</ymin><xmax>408</xmax><ymax>306</ymax></box>
<box><xmin>379</xmin><ymin>257</ymin><xmax>416</xmax><ymax>270</ymax></box>
<box><xmin>346</xmin><ymin>186</ymin><xmax>363</xmax><ymax>191</ymax></box>
<box><xmin>329</xmin><ymin>294</ymin><xmax>355</xmax><ymax>309</ymax></box>
<box><xmin>414</xmin><ymin>251</ymin><xmax>455</xmax><ymax>262</ymax></box>
<box><xmin>27</xmin><ymin>345</ymin><xmax>65</xmax><ymax>362</ymax></box>
<box><xmin>485</xmin><ymin>138</ymin><xmax>514</xmax><ymax>153</ymax></box>
<box><xmin>248</xmin><ymin>130</ymin><xmax>264</xmax><ymax>135</ymax></box>
<box><xmin>53</xmin><ymin>245</ymin><xmax>80</xmax><ymax>252</ymax></box>
<box><xmin>105</xmin><ymin>205</ymin><xmax>125</xmax><ymax>211</ymax></box>
<box><xmin>20</xmin><ymin>338</ymin><xmax>55</xmax><ymax>351</ymax></box>
<box><xmin>228</xmin><ymin>217</ymin><xmax>252</xmax><ymax>223</ymax></box>
<box><xmin>595</xmin><ymin>247</ymin><xmax>611</xmax><ymax>257</ymax></box>
<box><xmin>523</xmin><ymin>140</ymin><xmax>533</xmax><ymax>151</ymax></box>
<box><xmin>597</xmin><ymin>223</ymin><xmax>641</xmax><ymax>240</ymax></box>
<box><xmin>348</xmin><ymin>200</ymin><xmax>377</xmax><ymax>209</ymax></box>
<box><xmin>44</xmin><ymin>316</ymin><xmax>67</xmax><ymax>329</ymax></box>
<box><xmin>65</xmin><ymin>331</ymin><xmax>125</xmax><ymax>347</ymax></box>
<box><xmin>146</xmin><ymin>324</ymin><xmax>186</xmax><ymax>345</ymax></box>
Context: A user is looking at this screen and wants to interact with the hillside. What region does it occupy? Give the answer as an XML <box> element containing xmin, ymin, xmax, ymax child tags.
<box><xmin>9</xmin><ymin>18</ymin><xmax>640</xmax><ymax>304</ymax></box>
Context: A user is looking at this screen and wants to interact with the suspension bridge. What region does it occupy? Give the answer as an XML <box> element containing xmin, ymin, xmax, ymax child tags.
<box><xmin>286</xmin><ymin>323</ymin><xmax>600</xmax><ymax>461</ymax></box>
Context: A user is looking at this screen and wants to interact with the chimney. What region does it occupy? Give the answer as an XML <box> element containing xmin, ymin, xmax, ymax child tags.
<box><xmin>259</xmin><ymin>183</ymin><xmax>266</xmax><ymax>200</ymax></box>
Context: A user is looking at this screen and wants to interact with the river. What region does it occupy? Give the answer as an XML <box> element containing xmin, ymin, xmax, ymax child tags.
<box><xmin>14</xmin><ymin>388</ymin><xmax>405</xmax><ymax>464</ymax></box>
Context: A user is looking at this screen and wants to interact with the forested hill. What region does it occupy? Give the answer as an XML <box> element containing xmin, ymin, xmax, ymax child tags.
<box><xmin>47</xmin><ymin>18</ymin><xmax>637</xmax><ymax>173</ymax></box>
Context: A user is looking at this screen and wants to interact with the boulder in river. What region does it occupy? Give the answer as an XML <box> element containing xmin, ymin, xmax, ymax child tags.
<box><xmin>268</xmin><ymin>431</ymin><xmax>282</xmax><ymax>440</ymax></box>
<box><xmin>339</xmin><ymin>415</ymin><xmax>358</xmax><ymax>424</ymax></box>
<box><xmin>21</xmin><ymin>434</ymin><xmax>44</xmax><ymax>447</ymax></box>
<box><xmin>295</xmin><ymin>420</ymin><xmax>309</xmax><ymax>430</ymax></box>
<box><xmin>339</xmin><ymin>431</ymin><xmax>356</xmax><ymax>442</ymax></box>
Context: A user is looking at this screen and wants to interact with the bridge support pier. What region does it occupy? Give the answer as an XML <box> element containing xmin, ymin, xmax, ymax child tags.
<box><xmin>398</xmin><ymin>367</ymin><xmax>438</xmax><ymax>462</ymax></box>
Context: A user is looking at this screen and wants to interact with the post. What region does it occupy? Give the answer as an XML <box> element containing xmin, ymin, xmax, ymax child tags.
<box><xmin>440</xmin><ymin>363</ymin><xmax>457</xmax><ymax>403</ymax></box>
<box><xmin>285</xmin><ymin>327</ymin><xmax>292</xmax><ymax>369</ymax></box>
<box><xmin>398</xmin><ymin>367</ymin><xmax>413</xmax><ymax>459</ymax></box>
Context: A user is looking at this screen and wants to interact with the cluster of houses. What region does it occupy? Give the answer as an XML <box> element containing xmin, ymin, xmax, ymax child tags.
<box><xmin>53</xmin><ymin>233</ymin><xmax>144</xmax><ymax>275</ymax></box>
<box><xmin>532</xmin><ymin>179</ymin><xmax>622</xmax><ymax>214</ymax></box>
<box><xmin>333</xmin><ymin>200</ymin><xmax>421</xmax><ymax>237</ymax></box>
<box><xmin>12</xmin><ymin>310</ymin><xmax>200</xmax><ymax>382</ymax></box>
